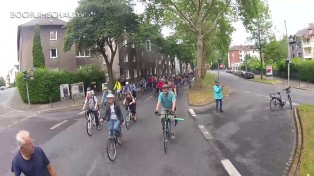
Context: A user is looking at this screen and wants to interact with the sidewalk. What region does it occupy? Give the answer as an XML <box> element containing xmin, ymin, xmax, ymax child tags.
<box><xmin>256</xmin><ymin>75</ymin><xmax>314</xmax><ymax>91</ymax></box>
<box><xmin>6</xmin><ymin>88</ymin><xmax>142</xmax><ymax>112</ymax></box>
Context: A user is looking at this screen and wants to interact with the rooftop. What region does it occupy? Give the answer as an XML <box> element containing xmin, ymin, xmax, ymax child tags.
<box><xmin>18</xmin><ymin>17</ymin><xmax>67</xmax><ymax>27</ymax></box>
<box><xmin>229</xmin><ymin>45</ymin><xmax>257</xmax><ymax>51</ymax></box>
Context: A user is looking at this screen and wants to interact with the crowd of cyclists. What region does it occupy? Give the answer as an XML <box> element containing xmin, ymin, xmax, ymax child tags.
<box><xmin>82</xmin><ymin>72</ymin><xmax>195</xmax><ymax>143</ymax></box>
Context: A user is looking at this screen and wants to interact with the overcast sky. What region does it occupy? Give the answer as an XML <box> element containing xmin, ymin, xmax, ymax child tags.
<box><xmin>0</xmin><ymin>0</ymin><xmax>313</xmax><ymax>78</ymax></box>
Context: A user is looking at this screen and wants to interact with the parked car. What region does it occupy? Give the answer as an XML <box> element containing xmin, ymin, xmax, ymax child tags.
<box><xmin>0</xmin><ymin>86</ymin><xmax>6</xmax><ymax>90</ymax></box>
<box><xmin>243</xmin><ymin>72</ymin><xmax>255</xmax><ymax>79</ymax></box>
<box><xmin>235</xmin><ymin>70</ymin><xmax>245</xmax><ymax>77</ymax></box>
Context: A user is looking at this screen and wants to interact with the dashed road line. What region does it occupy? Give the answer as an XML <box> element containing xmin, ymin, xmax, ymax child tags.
<box><xmin>144</xmin><ymin>95</ymin><xmax>152</xmax><ymax>102</ymax></box>
<box><xmin>188</xmin><ymin>109</ymin><xmax>196</xmax><ymax>117</ymax></box>
<box><xmin>78</xmin><ymin>111</ymin><xmax>85</xmax><ymax>115</ymax></box>
<box><xmin>198</xmin><ymin>125</ymin><xmax>213</xmax><ymax>140</ymax></box>
<box><xmin>86</xmin><ymin>155</ymin><xmax>101</xmax><ymax>176</ymax></box>
<box><xmin>50</xmin><ymin>120</ymin><xmax>68</xmax><ymax>130</ymax></box>
<box><xmin>221</xmin><ymin>159</ymin><xmax>241</xmax><ymax>176</ymax></box>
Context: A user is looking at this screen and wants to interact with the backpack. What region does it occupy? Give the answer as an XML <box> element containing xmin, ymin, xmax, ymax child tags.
<box><xmin>87</xmin><ymin>95</ymin><xmax>96</xmax><ymax>105</ymax></box>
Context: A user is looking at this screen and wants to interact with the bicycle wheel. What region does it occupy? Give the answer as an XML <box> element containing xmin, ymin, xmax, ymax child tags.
<box><xmin>106</xmin><ymin>138</ymin><xmax>117</xmax><ymax>161</ymax></box>
<box><xmin>270</xmin><ymin>98</ymin><xmax>280</xmax><ymax>111</ymax></box>
<box><xmin>125</xmin><ymin>113</ymin><xmax>130</xmax><ymax>129</ymax></box>
<box><xmin>86</xmin><ymin>119</ymin><xmax>93</xmax><ymax>136</ymax></box>
<box><xmin>163</xmin><ymin>120</ymin><xmax>168</xmax><ymax>153</ymax></box>
<box><xmin>288</xmin><ymin>96</ymin><xmax>292</xmax><ymax>110</ymax></box>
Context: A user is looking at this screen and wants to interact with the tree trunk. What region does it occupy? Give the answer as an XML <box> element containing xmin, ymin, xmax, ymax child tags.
<box><xmin>106</xmin><ymin>63</ymin><xmax>114</xmax><ymax>90</ymax></box>
<box><xmin>260</xmin><ymin>47</ymin><xmax>263</xmax><ymax>79</ymax></box>
<box><xmin>179</xmin><ymin>61</ymin><xmax>183</xmax><ymax>73</ymax></box>
<box><xmin>194</xmin><ymin>32</ymin><xmax>205</xmax><ymax>88</ymax></box>
<box><xmin>185</xmin><ymin>63</ymin><xmax>188</xmax><ymax>73</ymax></box>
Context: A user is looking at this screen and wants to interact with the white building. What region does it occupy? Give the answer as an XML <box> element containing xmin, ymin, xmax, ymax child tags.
<box><xmin>296</xmin><ymin>23</ymin><xmax>314</xmax><ymax>60</ymax></box>
<box><xmin>6</xmin><ymin>65</ymin><xmax>19</xmax><ymax>87</ymax></box>
<box><xmin>228</xmin><ymin>45</ymin><xmax>260</xmax><ymax>70</ymax></box>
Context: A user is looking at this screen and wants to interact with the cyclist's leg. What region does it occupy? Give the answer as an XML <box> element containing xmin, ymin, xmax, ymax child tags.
<box><xmin>108</xmin><ymin>119</ymin><xmax>114</xmax><ymax>136</ymax></box>
<box><xmin>113</xmin><ymin>120</ymin><xmax>121</xmax><ymax>137</ymax></box>
<box><xmin>92</xmin><ymin>110</ymin><xmax>100</xmax><ymax>127</ymax></box>
<box><xmin>86</xmin><ymin>109</ymin><xmax>92</xmax><ymax>117</ymax></box>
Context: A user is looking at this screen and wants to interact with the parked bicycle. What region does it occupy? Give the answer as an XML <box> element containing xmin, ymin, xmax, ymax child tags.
<box><xmin>84</xmin><ymin>108</ymin><xmax>100</xmax><ymax>136</ymax></box>
<box><xmin>269</xmin><ymin>86</ymin><xmax>292</xmax><ymax>111</ymax></box>
<box><xmin>155</xmin><ymin>110</ymin><xmax>184</xmax><ymax>153</ymax></box>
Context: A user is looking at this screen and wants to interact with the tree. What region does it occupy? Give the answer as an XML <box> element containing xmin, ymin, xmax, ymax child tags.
<box><xmin>32</xmin><ymin>24</ymin><xmax>45</xmax><ymax>68</ymax></box>
<box><xmin>64</xmin><ymin>0</ymin><xmax>138</xmax><ymax>88</ymax></box>
<box><xmin>141</xmin><ymin>0</ymin><xmax>268</xmax><ymax>87</ymax></box>
<box><xmin>0</xmin><ymin>77</ymin><xmax>5</xmax><ymax>87</ymax></box>
<box><xmin>160</xmin><ymin>35</ymin><xmax>180</xmax><ymax>74</ymax></box>
<box><xmin>263</xmin><ymin>37</ymin><xmax>288</xmax><ymax>64</ymax></box>
<box><xmin>240</xmin><ymin>0</ymin><xmax>273</xmax><ymax>79</ymax></box>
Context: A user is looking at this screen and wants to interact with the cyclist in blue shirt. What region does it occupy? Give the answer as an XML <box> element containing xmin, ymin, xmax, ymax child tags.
<box><xmin>155</xmin><ymin>84</ymin><xmax>177</xmax><ymax>139</ymax></box>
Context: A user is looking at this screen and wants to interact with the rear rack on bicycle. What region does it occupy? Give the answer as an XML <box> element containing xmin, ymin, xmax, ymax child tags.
<box><xmin>269</xmin><ymin>93</ymin><xmax>280</xmax><ymax>98</ymax></box>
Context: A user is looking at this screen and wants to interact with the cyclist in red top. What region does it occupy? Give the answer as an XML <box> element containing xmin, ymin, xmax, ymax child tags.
<box><xmin>156</xmin><ymin>78</ymin><xmax>165</xmax><ymax>92</ymax></box>
<box><xmin>167</xmin><ymin>79</ymin><xmax>177</xmax><ymax>96</ymax></box>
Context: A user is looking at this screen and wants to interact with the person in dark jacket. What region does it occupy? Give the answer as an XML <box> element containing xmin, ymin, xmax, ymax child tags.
<box><xmin>102</xmin><ymin>93</ymin><xmax>124</xmax><ymax>143</ymax></box>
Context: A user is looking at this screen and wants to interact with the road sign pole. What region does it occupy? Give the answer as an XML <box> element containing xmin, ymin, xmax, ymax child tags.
<box><xmin>25</xmin><ymin>81</ymin><xmax>31</xmax><ymax>109</ymax></box>
<box><xmin>285</xmin><ymin>20</ymin><xmax>290</xmax><ymax>86</ymax></box>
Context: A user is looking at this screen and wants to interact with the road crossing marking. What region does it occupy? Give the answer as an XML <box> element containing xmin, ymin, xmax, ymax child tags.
<box><xmin>198</xmin><ymin>125</ymin><xmax>213</xmax><ymax>140</ymax></box>
<box><xmin>221</xmin><ymin>159</ymin><xmax>241</xmax><ymax>176</ymax></box>
<box><xmin>50</xmin><ymin>120</ymin><xmax>68</xmax><ymax>130</ymax></box>
<box><xmin>78</xmin><ymin>111</ymin><xmax>85</xmax><ymax>115</ymax></box>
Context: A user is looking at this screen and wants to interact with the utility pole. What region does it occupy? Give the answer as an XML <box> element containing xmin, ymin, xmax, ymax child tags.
<box><xmin>217</xmin><ymin>57</ymin><xmax>221</xmax><ymax>82</ymax></box>
<box><xmin>285</xmin><ymin>20</ymin><xmax>291</xmax><ymax>86</ymax></box>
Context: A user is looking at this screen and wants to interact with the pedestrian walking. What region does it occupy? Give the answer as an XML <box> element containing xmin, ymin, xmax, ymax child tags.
<box><xmin>213</xmin><ymin>80</ymin><xmax>224</xmax><ymax>112</ymax></box>
<box><xmin>11</xmin><ymin>130</ymin><xmax>57</xmax><ymax>176</ymax></box>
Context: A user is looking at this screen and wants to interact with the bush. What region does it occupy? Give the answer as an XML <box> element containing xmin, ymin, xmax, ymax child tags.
<box><xmin>277</xmin><ymin>58</ymin><xmax>314</xmax><ymax>82</ymax></box>
<box><xmin>16</xmin><ymin>65</ymin><xmax>106</xmax><ymax>104</ymax></box>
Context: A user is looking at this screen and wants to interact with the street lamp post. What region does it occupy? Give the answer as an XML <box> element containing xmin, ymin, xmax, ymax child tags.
<box><xmin>285</xmin><ymin>20</ymin><xmax>291</xmax><ymax>86</ymax></box>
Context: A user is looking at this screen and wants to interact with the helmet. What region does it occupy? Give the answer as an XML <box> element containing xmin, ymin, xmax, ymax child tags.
<box><xmin>104</xmin><ymin>82</ymin><xmax>108</xmax><ymax>85</ymax></box>
<box><xmin>126</xmin><ymin>82</ymin><xmax>129</xmax><ymax>85</ymax></box>
<box><xmin>162</xmin><ymin>84</ymin><xmax>170</xmax><ymax>89</ymax></box>
<box><xmin>107</xmin><ymin>93</ymin><xmax>115</xmax><ymax>98</ymax></box>
<box><xmin>87</xmin><ymin>87</ymin><xmax>91</xmax><ymax>91</ymax></box>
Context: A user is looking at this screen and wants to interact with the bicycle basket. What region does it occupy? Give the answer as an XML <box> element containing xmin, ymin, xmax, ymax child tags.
<box><xmin>269</xmin><ymin>93</ymin><xmax>279</xmax><ymax>98</ymax></box>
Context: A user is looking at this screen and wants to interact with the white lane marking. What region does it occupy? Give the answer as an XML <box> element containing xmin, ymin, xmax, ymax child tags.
<box><xmin>26</xmin><ymin>116</ymin><xmax>32</xmax><ymax>118</ymax></box>
<box><xmin>13</xmin><ymin>121</ymin><xmax>19</xmax><ymax>125</ymax></box>
<box><xmin>86</xmin><ymin>155</ymin><xmax>101</xmax><ymax>176</ymax></box>
<box><xmin>188</xmin><ymin>109</ymin><xmax>196</xmax><ymax>117</ymax></box>
<box><xmin>78</xmin><ymin>111</ymin><xmax>85</xmax><ymax>115</ymax></box>
<box><xmin>50</xmin><ymin>120</ymin><xmax>68</xmax><ymax>130</ymax></box>
<box><xmin>198</xmin><ymin>125</ymin><xmax>213</xmax><ymax>140</ymax></box>
<box><xmin>20</xmin><ymin>118</ymin><xmax>27</xmax><ymax>122</ymax></box>
<box><xmin>144</xmin><ymin>95</ymin><xmax>152</xmax><ymax>102</ymax></box>
<box><xmin>221</xmin><ymin>159</ymin><xmax>241</xmax><ymax>176</ymax></box>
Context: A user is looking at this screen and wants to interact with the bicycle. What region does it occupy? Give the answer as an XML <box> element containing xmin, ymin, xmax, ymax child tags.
<box><xmin>155</xmin><ymin>110</ymin><xmax>184</xmax><ymax>153</ymax></box>
<box><xmin>124</xmin><ymin>103</ymin><xmax>134</xmax><ymax>129</ymax></box>
<box><xmin>101</xmin><ymin>100</ymin><xmax>109</xmax><ymax>109</ymax></box>
<box><xmin>104</xmin><ymin>121</ymin><xmax>123</xmax><ymax>161</ymax></box>
<box><xmin>269</xmin><ymin>86</ymin><xmax>292</xmax><ymax>111</ymax></box>
<box><xmin>84</xmin><ymin>108</ymin><xmax>100</xmax><ymax>136</ymax></box>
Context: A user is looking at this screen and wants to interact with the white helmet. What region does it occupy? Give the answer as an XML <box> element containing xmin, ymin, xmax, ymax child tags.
<box><xmin>126</xmin><ymin>82</ymin><xmax>129</xmax><ymax>85</ymax></box>
<box><xmin>107</xmin><ymin>93</ymin><xmax>115</xmax><ymax>98</ymax></box>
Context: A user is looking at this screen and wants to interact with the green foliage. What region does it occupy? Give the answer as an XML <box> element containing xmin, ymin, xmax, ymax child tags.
<box><xmin>32</xmin><ymin>25</ymin><xmax>45</xmax><ymax>68</ymax></box>
<box><xmin>263</xmin><ymin>37</ymin><xmax>288</xmax><ymax>64</ymax></box>
<box><xmin>64</xmin><ymin>0</ymin><xmax>138</xmax><ymax>87</ymax></box>
<box><xmin>16</xmin><ymin>66</ymin><xmax>106</xmax><ymax>104</ymax></box>
<box><xmin>132</xmin><ymin>21</ymin><xmax>163</xmax><ymax>49</ymax></box>
<box><xmin>0</xmin><ymin>77</ymin><xmax>5</xmax><ymax>87</ymax></box>
<box><xmin>277</xmin><ymin>59</ymin><xmax>314</xmax><ymax>82</ymax></box>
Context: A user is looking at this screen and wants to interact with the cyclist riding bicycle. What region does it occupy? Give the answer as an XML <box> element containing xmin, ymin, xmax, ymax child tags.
<box><xmin>101</xmin><ymin>93</ymin><xmax>124</xmax><ymax>144</ymax></box>
<box><xmin>122</xmin><ymin>82</ymin><xmax>132</xmax><ymax>95</ymax></box>
<box><xmin>167</xmin><ymin>80</ymin><xmax>178</xmax><ymax>96</ymax></box>
<box><xmin>155</xmin><ymin>84</ymin><xmax>177</xmax><ymax>139</ymax></box>
<box><xmin>83</xmin><ymin>91</ymin><xmax>100</xmax><ymax>130</ymax></box>
<box><xmin>113</xmin><ymin>80</ymin><xmax>122</xmax><ymax>95</ymax></box>
<box><xmin>101</xmin><ymin>83</ymin><xmax>111</xmax><ymax>107</ymax></box>
<box><xmin>123</xmin><ymin>92</ymin><xmax>137</xmax><ymax>121</ymax></box>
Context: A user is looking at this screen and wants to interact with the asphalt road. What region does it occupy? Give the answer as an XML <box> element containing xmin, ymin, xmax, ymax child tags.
<box><xmin>1</xmin><ymin>87</ymin><xmax>228</xmax><ymax>176</ymax></box>
<box><xmin>192</xmin><ymin>71</ymin><xmax>299</xmax><ymax>175</ymax></box>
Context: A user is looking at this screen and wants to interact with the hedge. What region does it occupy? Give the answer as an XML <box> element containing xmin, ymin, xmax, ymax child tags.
<box><xmin>16</xmin><ymin>65</ymin><xmax>106</xmax><ymax>104</ymax></box>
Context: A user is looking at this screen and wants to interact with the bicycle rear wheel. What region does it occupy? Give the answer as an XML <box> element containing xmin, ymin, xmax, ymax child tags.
<box><xmin>288</xmin><ymin>96</ymin><xmax>292</xmax><ymax>110</ymax></box>
<box><xmin>86</xmin><ymin>119</ymin><xmax>93</xmax><ymax>136</ymax></box>
<box><xmin>270</xmin><ymin>98</ymin><xmax>280</xmax><ymax>111</ymax></box>
<box><xmin>125</xmin><ymin>113</ymin><xmax>131</xmax><ymax>129</ymax></box>
<box><xmin>163</xmin><ymin>120</ymin><xmax>168</xmax><ymax>153</ymax></box>
<box><xmin>106</xmin><ymin>138</ymin><xmax>117</xmax><ymax>161</ymax></box>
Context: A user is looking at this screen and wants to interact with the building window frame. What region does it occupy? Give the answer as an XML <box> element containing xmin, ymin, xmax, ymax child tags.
<box><xmin>50</xmin><ymin>49</ymin><xmax>58</xmax><ymax>58</ymax></box>
<box><xmin>50</xmin><ymin>30</ymin><xmax>57</xmax><ymax>40</ymax></box>
<box><xmin>134</xmin><ymin>69</ymin><xmax>137</xmax><ymax>78</ymax></box>
<box><xmin>124</xmin><ymin>54</ymin><xmax>128</xmax><ymax>62</ymax></box>
<box><xmin>125</xmin><ymin>69</ymin><xmax>130</xmax><ymax>79</ymax></box>
<box><xmin>133</xmin><ymin>56</ymin><xmax>136</xmax><ymax>62</ymax></box>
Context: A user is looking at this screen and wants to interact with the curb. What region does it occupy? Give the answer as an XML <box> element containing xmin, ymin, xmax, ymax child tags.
<box><xmin>288</xmin><ymin>107</ymin><xmax>303</xmax><ymax>176</ymax></box>
<box><xmin>250</xmin><ymin>80</ymin><xmax>313</xmax><ymax>91</ymax></box>
<box><xmin>39</xmin><ymin>104</ymin><xmax>82</xmax><ymax>113</ymax></box>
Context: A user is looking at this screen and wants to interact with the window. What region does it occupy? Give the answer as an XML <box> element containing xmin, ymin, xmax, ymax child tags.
<box><xmin>133</xmin><ymin>56</ymin><xmax>136</xmax><ymax>62</ymax></box>
<box><xmin>124</xmin><ymin>54</ymin><xmax>128</xmax><ymax>62</ymax></box>
<box><xmin>139</xmin><ymin>70</ymin><xmax>141</xmax><ymax>76</ymax></box>
<box><xmin>50</xmin><ymin>31</ymin><xmax>57</xmax><ymax>40</ymax></box>
<box><xmin>154</xmin><ymin>68</ymin><xmax>157</xmax><ymax>74</ymax></box>
<box><xmin>141</xmin><ymin>50</ymin><xmax>144</xmax><ymax>56</ymax></box>
<box><xmin>150</xmin><ymin>68</ymin><xmax>153</xmax><ymax>75</ymax></box>
<box><xmin>123</xmin><ymin>39</ymin><xmax>127</xmax><ymax>46</ymax></box>
<box><xmin>159</xmin><ymin>59</ymin><xmax>162</xmax><ymax>64</ymax></box>
<box><xmin>125</xmin><ymin>70</ymin><xmax>130</xmax><ymax>79</ymax></box>
<box><xmin>51</xmin><ymin>67</ymin><xmax>59</xmax><ymax>71</ymax></box>
<box><xmin>291</xmin><ymin>54</ymin><xmax>295</xmax><ymax>58</ymax></box>
<box><xmin>291</xmin><ymin>46</ymin><xmax>294</xmax><ymax>50</ymax></box>
<box><xmin>297</xmin><ymin>44</ymin><xmax>301</xmax><ymax>48</ymax></box>
<box><xmin>134</xmin><ymin>69</ymin><xmax>137</xmax><ymax>78</ymax></box>
<box><xmin>131</xmin><ymin>43</ymin><xmax>135</xmax><ymax>48</ymax></box>
<box><xmin>253</xmin><ymin>50</ymin><xmax>255</xmax><ymax>53</ymax></box>
<box><xmin>50</xmin><ymin>49</ymin><xmax>57</xmax><ymax>58</ymax></box>
<box><xmin>146</xmin><ymin>40</ymin><xmax>151</xmax><ymax>51</ymax></box>
<box><xmin>298</xmin><ymin>53</ymin><xmax>302</xmax><ymax>57</ymax></box>
<box><xmin>76</xmin><ymin>51</ymin><xmax>90</xmax><ymax>57</ymax></box>
<box><xmin>165</xmin><ymin>69</ymin><xmax>168</xmax><ymax>74</ymax></box>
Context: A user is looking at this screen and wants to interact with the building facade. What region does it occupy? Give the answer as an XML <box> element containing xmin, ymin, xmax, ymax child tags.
<box><xmin>289</xmin><ymin>35</ymin><xmax>303</xmax><ymax>58</ymax></box>
<box><xmin>17</xmin><ymin>18</ymin><xmax>174</xmax><ymax>83</ymax></box>
<box><xmin>228</xmin><ymin>45</ymin><xmax>260</xmax><ymax>70</ymax></box>
<box><xmin>293</xmin><ymin>23</ymin><xmax>314</xmax><ymax>60</ymax></box>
